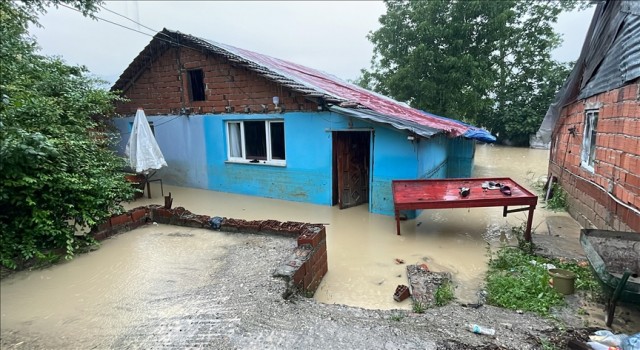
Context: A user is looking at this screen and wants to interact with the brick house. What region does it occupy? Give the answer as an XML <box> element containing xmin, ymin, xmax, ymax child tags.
<box><xmin>534</xmin><ymin>1</ymin><xmax>639</xmax><ymax>232</ymax></box>
<box><xmin>111</xmin><ymin>29</ymin><xmax>494</xmax><ymax>216</ymax></box>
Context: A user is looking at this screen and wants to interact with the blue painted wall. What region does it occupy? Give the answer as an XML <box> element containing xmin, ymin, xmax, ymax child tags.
<box><xmin>112</xmin><ymin>111</ymin><xmax>475</xmax><ymax>216</ymax></box>
<box><xmin>368</xmin><ymin>125</ymin><xmax>419</xmax><ymax>215</ymax></box>
<box><xmin>447</xmin><ymin>137</ymin><xmax>476</xmax><ymax>178</ymax></box>
<box><xmin>417</xmin><ymin>134</ymin><xmax>449</xmax><ymax>179</ymax></box>
<box><xmin>114</xmin><ymin>115</ymin><xmax>209</xmax><ymax>188</ymax></box>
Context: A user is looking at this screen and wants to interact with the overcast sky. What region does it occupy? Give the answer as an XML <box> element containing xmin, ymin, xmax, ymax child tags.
<box><xmin>30</xmin><ymin>1</ymin><xmax>595</xmax><ymax>85</ymax></box>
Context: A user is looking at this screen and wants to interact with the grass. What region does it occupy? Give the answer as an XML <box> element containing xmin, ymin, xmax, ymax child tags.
<box><xmin>485</xmin><ymin>230</ymin><xmax>599</xmax><ymax>316</ymax></box>
<box><xmin>525</xmin><ymin>171</ymin><xmax>568</xmax><ymax>212</ymax></box>
<box><xmin>389</xmin><ymin>313</ymin><xmax>405</xmax><ymax>321</ymax></box>
<box><xmin>434</xmin><ymin>281</ymin><xmax>455</xmax><ymax>306</ymax></box>
<box><xmin>545</xmin><ymin>183</ymin><xmax>568</xmax><ymax>212</ymax></box>
<box><xmin>412</xmin><ymin>301</ymin><xmax>426</xmax><ymax>313</ymax></box>
<box><xmin>539</xmin><ymin>337</ymin><xmax>559</xmax><ymax>350</ymax></box>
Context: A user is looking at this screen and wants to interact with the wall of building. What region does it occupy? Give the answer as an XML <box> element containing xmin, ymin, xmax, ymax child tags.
<box><xmin>115</xmin><ymin>47</ymin><xmax>317</xmax><ymax>117</ymax></box>
<box><xmin>549</xmin><ymin>79</ymin><xmax>639</xmax><ymax>232</ymax></box>
<box><xmin>417</xmin><ymin>134</ymin><xmax>448</xmax><ymax>179</ymax></box>
<box><xmin>447</xmin><ymin>137</ymin><xmax>476</xmax><ymax>178</ymax></box>
<box><xmin>115</xmin><ymin>111</ymin><xmax>465</xmax><ymax>215</ymax></box>
<box><xmin>369</xmin><ymin>126</ymin><xmax>422</xmax><ymax>215</ymax></box>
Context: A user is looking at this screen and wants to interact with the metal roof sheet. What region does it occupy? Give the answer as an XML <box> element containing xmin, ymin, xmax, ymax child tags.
<box><xmin>114</xmin><ymin>29</ymin><xmax>495</xmax><ymax>141</ymax></box>
<box><xmin>533</xmin><ymin>0</ymin><xmax>640</xmax><ymax>148</ymax></box>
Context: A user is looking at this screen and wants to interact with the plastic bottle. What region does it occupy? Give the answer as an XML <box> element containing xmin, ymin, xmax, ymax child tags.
<box><xmin>467</xmin><ymin>324</ymin><xmax>496</xmax><ymax>336</ymax></box>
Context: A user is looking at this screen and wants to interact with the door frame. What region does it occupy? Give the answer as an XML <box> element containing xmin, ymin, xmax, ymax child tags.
<box><xmin>331</xmin><ymin>129</ymin><xmax>373</xmax><ymax>209</ymax></box>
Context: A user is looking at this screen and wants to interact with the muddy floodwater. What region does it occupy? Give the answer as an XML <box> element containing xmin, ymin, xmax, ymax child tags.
<box><xmin>1</xmin><ymin>145</ymin><xmax>564</xmax><ymax>338</ymax></box>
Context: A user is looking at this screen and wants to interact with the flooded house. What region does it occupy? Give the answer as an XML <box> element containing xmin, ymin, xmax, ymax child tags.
<box><xmin>533</xmin><ymin>0</ymin><xmax>640</xmax><ymax>232</ymax></box>
<box><xmin>111</xmin><ymin>29</ymin><xmax>494</xmax><ymax>216</ymax></box>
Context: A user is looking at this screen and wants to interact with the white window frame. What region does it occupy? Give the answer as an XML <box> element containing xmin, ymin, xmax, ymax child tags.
<box><xmin>580</xmin><ymin>109</ymin><xmax>598</xmax><ymax>172</ymax></box>
<box><xmin>226</xmin><ymin>120</ymin><xmax>286</xmax><ymax>166</ymax></box>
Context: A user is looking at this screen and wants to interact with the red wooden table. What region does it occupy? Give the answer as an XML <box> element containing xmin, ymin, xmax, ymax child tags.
<box><xmin>392</xmin><ymin>177</ymin><xmax>538</xmax><ymax>241</ymax></box>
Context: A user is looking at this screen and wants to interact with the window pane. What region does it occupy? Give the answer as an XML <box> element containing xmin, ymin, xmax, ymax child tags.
<box><xmin>188</xmin><ymin>69</ymin><xmax>205</xmax><ymax>101</ymax></box>
<box><xmin>588</xmin><ymin>112</ymin><xmax>598</xmax><ymax>166</ymax></box>
<box><xmin>244</xmin><ymin>121</ymin><xmax>266</xmax><ymax>160</ymax></box>
<box><xmin>270</xmin><ymin>122</ymin><xmax>285</xmax><ymax>160</ymax></box>
<box><xmin>228</xmin><ymin>122</ymin><xmax>242</xmax><ymax>158</ymax></box>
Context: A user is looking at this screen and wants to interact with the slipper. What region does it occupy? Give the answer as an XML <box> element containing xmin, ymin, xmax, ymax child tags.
<box><xmin>500</xmin><ymin>185</ymin><xmax>512</xmax><ymax>196</ymax></box>
<box><xmin>487</xmin><ymin>181</ymin><xmax>501</xmax><ymax>190</ymax></box>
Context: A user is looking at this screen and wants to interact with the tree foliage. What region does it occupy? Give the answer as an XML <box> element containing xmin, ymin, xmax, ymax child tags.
<box><xmin>0</xmin><ymin>0</ymin><xmax>134</xmax><ymax>268</ymax></box>
<box><xmin>361</xmin><ymin>0</ymin><xmax>586</xmax><ymax>145</ymax></box>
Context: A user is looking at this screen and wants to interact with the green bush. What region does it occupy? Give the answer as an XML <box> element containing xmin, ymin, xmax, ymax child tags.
<box><xmin>485</xmin><ymin>245</ymin><xmax>598</xmax><ymax>316</ymax></box>
<box><xmin>546</xmin><ymin>183</ymin><xmax>568</xmax><ymax>212</ymax></box>
<box><xmin>486</xmin><ymin>247</ymin><xmax>564</xmax><ymax>315</ymax></box>
<box><xmin>434</xmin><ymin>281</ymin><xmax>455</xmax><ymax>306</ymax></box>
<box><xmin>0</xmin><ymin>0</ymin><xmax>134</xmax><ymax>269</ymax></box>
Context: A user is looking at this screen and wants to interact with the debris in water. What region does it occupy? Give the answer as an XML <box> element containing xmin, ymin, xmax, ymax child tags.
<box><xmin>394</xmin><ymin>258</ymin><xmax>405</xmax><ymax>264</ymax></box>
<box><xmin>393</xmin><ymin>285</ymin><xmax>410</xmax><ymax>302</ymax></box>
<box><xmin>418</xmin><ymin>263</ymin><xmax>430</xmax><ymax>272</ymax></box>
<box><xmin>377</xmin><ymin>279</ymin><xmax>385</xmax><ymax>286</ymax></box>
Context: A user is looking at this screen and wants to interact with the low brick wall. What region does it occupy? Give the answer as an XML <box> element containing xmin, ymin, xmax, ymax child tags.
<box><xmin>91</xmin><ymin>205</ymin><xmax>328</xmax><ymax>297</ymax></box>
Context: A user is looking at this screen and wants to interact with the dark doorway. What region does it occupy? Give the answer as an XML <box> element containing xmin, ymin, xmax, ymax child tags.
<box><xmin>332</xmin><ymin>131</ymin><xmax>371</xmax><ymax>209</ymax></box>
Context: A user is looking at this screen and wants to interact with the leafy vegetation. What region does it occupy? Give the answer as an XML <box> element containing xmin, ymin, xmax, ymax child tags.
<box><xmin>389</xmin><ymin>313</ymin><xmax>405</xmax><ymax>321</ymax></box>
<box><xmin>357</xmin><ymin>0</ymin><xmax>588</xmax><ymax>145</ymax></box>
<box><xmin>0</xmin><ymin>0</ymin><xmax>134</xmax><ymax>269</ymax></box>
<box><xmin>412</xmin><ymin>301</ymin><xmax>426</xmax><ymax>314</ymax></box>
<box><xmin>434</xmin><ymin>281</ymin><xmax>455</xmax><ymax>306</ymax></box>
<box><xmin>526</xmin><ymin>172</ymin><xmax>569</xmax><ymax>212</ymax></box>
<box><xmin>545</xmin><ymin>183</ymin><xmax>569</xmax><ymax>212</ymax></box>
<box><xmin>485</xmin><ymin>243</ymin><xmax>598</xmax><ymax>316</ymax></box>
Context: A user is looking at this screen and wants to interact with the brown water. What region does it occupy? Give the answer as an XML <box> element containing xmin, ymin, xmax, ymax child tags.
<box><xmin>1</xmin><ymin>226</ymin><xmax>235</xmax><ymax>347</ymax></box>
<box><xmin>1</xmin><ymin>145</ymin><xmax>556</xmax><ymax>337</ymax></box>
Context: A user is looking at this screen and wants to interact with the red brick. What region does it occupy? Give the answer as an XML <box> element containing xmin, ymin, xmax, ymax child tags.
<box><xmin>303</xmin><ymin>270</ymin><xmax>313</xmax><ymax>289</ymax></box>
<box><xmin>130</xmin><ymin>208</ymin><xmax>147</xmax><ymax>222</ymax></box>
<box><xmin>110</xmin><ymin>213</ymin><xmax>131</xmax><ymax>227</ymax></box>
<box><xmin>292</xmin><ymin>263</ymin><xmax>306</xmax><ymax>287</ymax></box>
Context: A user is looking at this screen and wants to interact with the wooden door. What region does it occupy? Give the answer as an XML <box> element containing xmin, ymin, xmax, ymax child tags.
<box><xmin>334</xmin><ymin>132</ymin><xmax>370</xmax><ymax>209</ymax></box>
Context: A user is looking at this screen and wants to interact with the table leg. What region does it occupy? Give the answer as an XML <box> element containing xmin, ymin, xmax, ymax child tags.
<box><xmin>524</xmin><ymin>206</ymin><xmax>535</xmax><ymax>242</ymax></box>
<box><xmin>502</xmin><ymin>206</ymin><xmax>508</xmax><ymax>217</ymax></box>
<box><xmin>395</xmin><ymin>209</ymin><xmax>401</xmax><ymax>236</ymax></box>
<box><xmin>146</xmin><ymin>178</ymin><xmax>151</xmax><ymax>199</ymax></box>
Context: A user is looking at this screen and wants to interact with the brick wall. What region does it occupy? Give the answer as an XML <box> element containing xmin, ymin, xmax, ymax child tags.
<box><xmin>549</xmin><ymin>79</ymin><xmax>640</xmax><ymax>232</ymax></box>
<box><xmin>92</xmin><ymin>205</ymin><xmax>328</xmax><ymax>297</ymax></box>
<box><xmin>115</xmin><ymin>47</ymin><xmax>317</xmax><ymax>116</ymax></box>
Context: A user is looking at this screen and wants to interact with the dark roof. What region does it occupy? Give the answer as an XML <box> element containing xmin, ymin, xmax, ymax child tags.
<box><xmin>533</xmin><ymin>0</ymin><xmax>640</xmax><ymax>146</ymax></box>
<box><xmin>114</xmin><ymin>29</ymin><xmax>494</xmax><ymax>141</ymax></box>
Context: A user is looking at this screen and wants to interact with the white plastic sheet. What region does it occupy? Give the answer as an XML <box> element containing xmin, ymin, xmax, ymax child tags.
<box><xmin>125</xmin><ymin>108</ymin><xmax>167</xmax><ymax>173</ymax></box>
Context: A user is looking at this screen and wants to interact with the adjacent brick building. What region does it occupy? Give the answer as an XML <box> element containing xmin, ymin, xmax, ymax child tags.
<box><xmin>537</xmin><ymin>1</ymin><xmax>640</xmax><ymax>232</ymax></box>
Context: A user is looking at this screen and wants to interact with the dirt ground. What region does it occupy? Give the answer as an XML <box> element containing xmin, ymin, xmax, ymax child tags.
<box><xmin>3</xmin><ymin>225</ymin><xmax>634</xmax><ymax>350</ymax></box>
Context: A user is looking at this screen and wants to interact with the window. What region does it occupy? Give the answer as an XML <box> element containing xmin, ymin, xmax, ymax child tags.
<box><xmin>187</xmin><ymin>69</ymin><xmax>205</xmax><ymax>101</ymax></box>
<box><xmin>227</xmin><ymin>120</ymin><xmax>286</xmax><ymax>165</ymax></box>
<box><xmin>129</xmin><ymin>121</ymin><xmax>155</xmax><ymax>135</ymax></box>
<box><xmin>581</xmin><ymin>110</ymin><xmax>598</xmax><ymax>171</ymax></box>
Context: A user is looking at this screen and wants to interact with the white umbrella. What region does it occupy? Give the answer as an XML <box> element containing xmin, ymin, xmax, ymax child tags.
<box><xmin>125</xmin><ymin>108</ymin><xmax>167</xmax><ymax>173</ymax></box>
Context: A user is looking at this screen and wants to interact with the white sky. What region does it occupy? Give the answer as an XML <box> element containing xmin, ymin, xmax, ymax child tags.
<box><xmin>30</xmin><ymin>1</ymin><xmax>595</xmax><ymax>85</ymax></box>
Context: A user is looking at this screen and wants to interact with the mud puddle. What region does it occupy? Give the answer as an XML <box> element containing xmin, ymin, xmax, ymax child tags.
<box><xmin>0</xmin><ymin>225</ymin><xmax>236</xmax><ymax>348</ymax></box>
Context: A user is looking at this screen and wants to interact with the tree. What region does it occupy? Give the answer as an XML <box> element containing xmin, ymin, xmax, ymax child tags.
<box><xmin>0</xmin><ymin>0</ymin><xmax>134</xmax><ymax>268</ymax></box>
<box><xmin>361</xmin><ymin>0</ymin><xmax>586</xmax><ymax>145</ymax></box>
